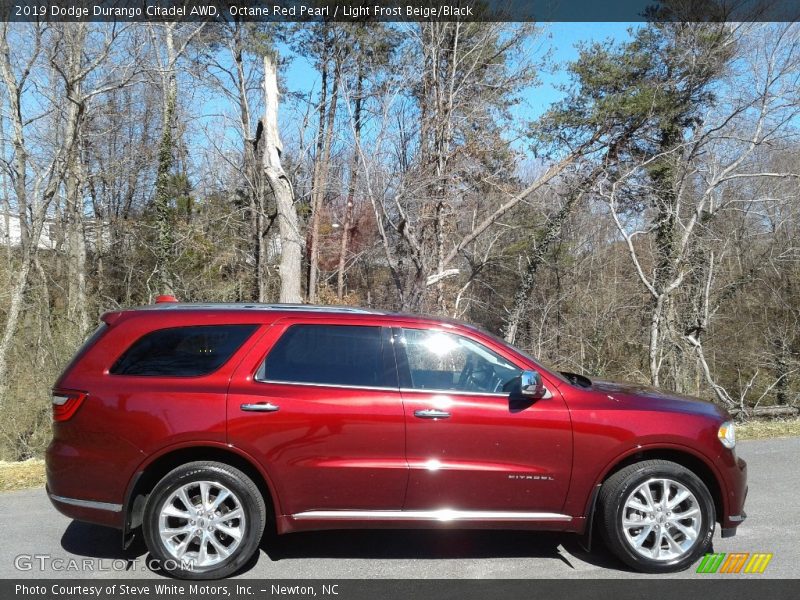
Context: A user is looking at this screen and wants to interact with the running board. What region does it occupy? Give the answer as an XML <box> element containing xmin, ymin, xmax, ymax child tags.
<box><xmin>291</xmin><ymin>509</ymin><xmax>572</xmax><ymax>522</ymax></box>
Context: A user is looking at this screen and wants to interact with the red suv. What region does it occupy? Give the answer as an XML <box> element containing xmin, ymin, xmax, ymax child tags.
<box><xmin>46</xmin><ymin>301</ymin><xmax>747</xmax><ymax>579</ymax></box>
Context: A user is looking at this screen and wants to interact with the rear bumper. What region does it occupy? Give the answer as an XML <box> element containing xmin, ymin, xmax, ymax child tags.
<box><xmin>47</xmin><ymin>486</ymin><xmax>124</xmax><ymax>529</ymax></box>
<box><xmin>46</xmin><ymin>437</ymin><xmax>130</xmax><ymax>530</ymax></box>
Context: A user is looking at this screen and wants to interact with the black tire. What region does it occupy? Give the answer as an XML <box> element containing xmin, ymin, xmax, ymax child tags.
<box><xmin>143</xmin><ymin>461</ymin><xmax>266</xmax><ymax>579</ymax></box>
<box><xmin>598</xmin><ymin>459</ymin><xmax>715</xmax><ymax>573</ymax></box>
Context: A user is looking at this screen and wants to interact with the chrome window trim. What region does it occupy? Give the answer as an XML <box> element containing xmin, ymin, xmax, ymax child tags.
<box><xmin>251</xmin><ymin>380</ymin><xmax>550</xmax><ymax>399</ymax></box>
<box><xmin>292</xmin><ymin>509</ymin><xmax>572</xmax><ymax>522</ymax></box>
<box><xmin>254</xmin><ymin>378</ymin><xmax>399</xmax><ymax>392</ymax></box>
<box><xmin>399</xmin><ymin>386</ymin><xmax>551</xmax><ymax>399</ymax></box>
<box><xmin>49</xmin><ymin>493</ymin><xmax>122</xmax><ymax>512</ymax></box>
<box><xmin>399</xmin><ymin>387</ymin><xmax>511</xmax><ymax>398</ymax></box>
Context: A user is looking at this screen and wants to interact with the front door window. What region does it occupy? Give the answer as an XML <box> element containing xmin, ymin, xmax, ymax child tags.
<box><xmin>399</xmin><ymin>328</ymin><xmax>522</xmax><ymax>394</ymax></box>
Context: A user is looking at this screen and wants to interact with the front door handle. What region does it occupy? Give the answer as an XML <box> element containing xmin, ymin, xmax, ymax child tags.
<box><xmin>414</xmin><ymin>409</ymin><xmax>451</xmax><ymax>419</ymax></box>
<box><xmin>241</xmin><ymin>402</ymin><xmax>280</xmax><ymax>413</ymax></box>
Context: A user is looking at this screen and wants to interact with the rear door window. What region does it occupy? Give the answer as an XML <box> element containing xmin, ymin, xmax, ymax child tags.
<box><xmin>111</xmin><ymin>325</ymin><xmax>258</xmax><ymax>376</ymax></box>
<box><xmin>258</xmin><ymin>324</ymin><xmax>396</xmax><ymax>388</ymax></box>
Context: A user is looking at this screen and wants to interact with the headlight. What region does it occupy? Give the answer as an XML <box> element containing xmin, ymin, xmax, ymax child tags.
<box><xmin>718</xmin><ymin>421</ymin><xmax>736</xmax><ymax>449</ymax></box>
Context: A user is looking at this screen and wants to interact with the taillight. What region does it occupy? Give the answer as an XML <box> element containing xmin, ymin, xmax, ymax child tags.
<box><xmin>52</xmin><ymin>389</ymin><xmax>87</xmax><ymax>422</ymax></box>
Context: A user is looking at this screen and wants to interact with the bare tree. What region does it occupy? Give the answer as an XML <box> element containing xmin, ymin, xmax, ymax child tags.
<box><xmin>148</xmin><ymin>21</ymin><xmax>206</xmax><ymax>295</ymax></box>
<box><xmin>597</xmin><ymin>23</ymin><xmax>800</xmax><ymax>398</ymax></box>
<box><xmin>192</xmin><ymin>20</ymin><xmax>276</xmax><ymax>301</ymax></box>
<box><xmin>0</xmin><ymin>23</ymin><xmax>79</xmax><ymax>406</ymax></box>
<box><xmin>263</xmin><ymin>52</ymin><xmax>302</xmax><ymax>303</ymax></box>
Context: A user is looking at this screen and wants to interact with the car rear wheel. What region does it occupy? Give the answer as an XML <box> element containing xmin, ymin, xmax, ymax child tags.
<box><xmin>143</xmin><ymin>461</ymin><xmax>266</xmax><ymax>579</ymax></box>
<box><xmin>598</xmin><ymin>459</ymin><xmax>715</xmax><ymax>573</ymax></box>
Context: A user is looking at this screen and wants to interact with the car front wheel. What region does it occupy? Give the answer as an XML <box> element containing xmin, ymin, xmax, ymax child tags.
<box><xmin>143</xmin><ymin>461</ymin><xmax>266</xmax><ymax>579</ymax></box>
<box><xmin>598</xmin><ymin>459</ymin><xmax>715</xmax><ymax>573</ymax></box>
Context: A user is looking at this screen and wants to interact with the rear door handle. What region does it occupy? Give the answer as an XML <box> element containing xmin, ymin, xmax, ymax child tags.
<box><xmin>414</xmin><ymin>409</ymin><xmax>451</xmax><ymax>419</ymax></box>
<box><xmin>240</xmin><ymin>402</ymin><xmax>280</xmax><ymax>413</ymax></box>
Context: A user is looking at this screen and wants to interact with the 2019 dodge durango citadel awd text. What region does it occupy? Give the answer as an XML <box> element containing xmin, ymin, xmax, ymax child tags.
<box><xmin>46</xmin><ymin>300</ymin><xmax>747</xmax><ymax>579</ymax></box>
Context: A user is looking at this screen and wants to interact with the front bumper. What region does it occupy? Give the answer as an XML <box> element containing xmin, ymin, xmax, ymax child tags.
<box><xmin>721</xmin><ymin>511</ymin><xmax>746</xmax><ymax>537</ymax></box>
<box><xmin>719</xmin><ymin>454</ymin><xmax>748</xmax><ymax>530</ymax></box>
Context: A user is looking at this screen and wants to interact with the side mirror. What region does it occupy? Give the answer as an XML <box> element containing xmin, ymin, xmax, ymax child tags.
<box><xmin>520</xmin><ymin>370</ymin><xmax>546</xmax><ymax>399</ymax></box>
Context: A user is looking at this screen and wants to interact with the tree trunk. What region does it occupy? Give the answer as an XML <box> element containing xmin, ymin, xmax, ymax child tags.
<box><xmin>63</xmin><ymin>23</ymin><xmax>90</xmax><ymax>334</ymax></box>
<box><xmin>337</xmin><ymin>68</ymin><xmax>363</xmax><ymax>300</ymax></box>
<box><xmin>434</xmin><ymin>24</ymin><xmax>460</xmax><ymax>315</ymax></box>
<box><xmin>230</xmin><ymin>22</ymin><xmax>267</xmax><ymax>302</ymax></box>
<box><xmin>65</xmin><ymin>137</ymin><xmax>90</xmax><ymax>335</ymax></box>
<box><xmin>0</xmin><ymin>260</ymin><xmax>31</xmax><ymax>403</ymax></box>
<box><xmin>772</xmin><ymin>335</ymin><xmax>790</xmax><ymax>405</ymax></box>
<box><xmin>649</xmin><ymin>294</ymin><xmax>665</xmax><ymax>387</ymax></box>
<box><xmin>646</xmin><ymin>131</ymin><xmax>688</xmax><ymax>389</ymax></box>
<box><xmin>154</xmin><ymin>24</ymin><xmax>178</xmax><ymax>296</ymax></box>
<box><xmin>308</xmin><ymin>53</ymin><xmax>340</xmax><ymax>303</ymax></box>
<box><xmin>92</xmin><ymin>191</ymin><xmax>106</xmax><ymax>312</ymax></box>
<box><xmin>263</xmin><ymin>54</ymin><xmax>302</xmax><ymax>303</ymax></box>
<box><xmin>0</xmin><ymin>109</ymin><xmax>11</xmax><ymax>264</ymax></box>
<box><xmin>503</xmin><ymin>190</ymin><xmax>582</xmax><ymax>344</ymax></box>
<box><xmin>154</xmin><ymin>85</ymin><xmax>176</xmax><ymax>295</ymax></box>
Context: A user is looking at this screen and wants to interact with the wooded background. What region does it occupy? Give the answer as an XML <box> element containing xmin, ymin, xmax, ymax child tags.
<box><xmin>1</xmin><ymin>17</ymin><xmax>799</xmax><ymax>460</ymax></box>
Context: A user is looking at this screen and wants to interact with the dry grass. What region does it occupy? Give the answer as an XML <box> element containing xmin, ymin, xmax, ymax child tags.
<box><xmin>0</xmin><ymin>459</ymin><xmax>45</xmax><ymax>492</ymax></box>
<box><xmin>736</xmin><ymin>417</ymin><xmax>800</xmax><ymax>441</ymax></box>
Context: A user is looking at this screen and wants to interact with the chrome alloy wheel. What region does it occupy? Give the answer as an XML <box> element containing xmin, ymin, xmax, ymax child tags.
<box><xmin>158</xmin><ymin>481</ymin><xmax>246</xmax><ymax>568</ymax></box>
<box><xmin>620</xmin><ymin>477</ymin><xmax>702</xmax><ymax>561</ymax></box>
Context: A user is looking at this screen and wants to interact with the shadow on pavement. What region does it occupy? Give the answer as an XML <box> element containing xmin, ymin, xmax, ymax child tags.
<box><xmin>260</xmin><ymin>528</ymin><xmax>632</xmax><ymax>572</ymax></box>
<box><xmin>59</xmin><ymin>520</ymin><xmax>632</xmax><ymax>577</ymax></box>
<box><xmin>59</xmin><ymin>520</ymin><xmax>261</xmax><ymax>578</ymax></box>
<box><xmin>60</xmin><ymin>520</ymin><xmax>146</xmax><ymax>562</ymax></box>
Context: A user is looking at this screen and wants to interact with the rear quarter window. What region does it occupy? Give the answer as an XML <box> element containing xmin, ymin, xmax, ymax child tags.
<box><xmin>110</xmin><ymin>324</ymin><xmax>257</xmax><ymax>377</ymax></box>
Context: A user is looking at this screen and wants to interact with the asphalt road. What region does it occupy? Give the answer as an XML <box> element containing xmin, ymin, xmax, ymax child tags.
<box><xmin>1</xmin><ymin>437</ymin><xmax>797</xmax><ymax>580</ymax></box>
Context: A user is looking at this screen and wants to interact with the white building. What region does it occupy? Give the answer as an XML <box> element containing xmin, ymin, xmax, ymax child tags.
<box><xmin>0</xmin><ymin>213</ymin><xmax>56</xmax><ymax>250</ymax></box>
<box><xmin>0</xmin><ymin>213</ymin><xmax>108</xmax><ymax>251</ymax></box>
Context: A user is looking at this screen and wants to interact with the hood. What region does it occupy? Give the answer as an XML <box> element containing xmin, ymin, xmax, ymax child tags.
<box><xmin>588</xmin><ymin>378</ymin><xmax>728</xmax><ymax>419</ymax></box>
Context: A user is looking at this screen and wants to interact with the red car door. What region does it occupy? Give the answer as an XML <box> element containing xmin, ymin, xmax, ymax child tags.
<box><xmin>394</xmin><ymin>326</ymin><xmax>573</xmax><ymax>515</ymax></box>
<box><xmin>227</xmin><ymin>319</ymin><xmax>407</xmax><ymax>516</ymax></box>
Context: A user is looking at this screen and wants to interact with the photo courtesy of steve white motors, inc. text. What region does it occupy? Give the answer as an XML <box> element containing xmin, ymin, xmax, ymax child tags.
<box><xmin>14</xmin><ymin>583</ymin><xmax>338</xmax><ymax>597</ymax></box>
